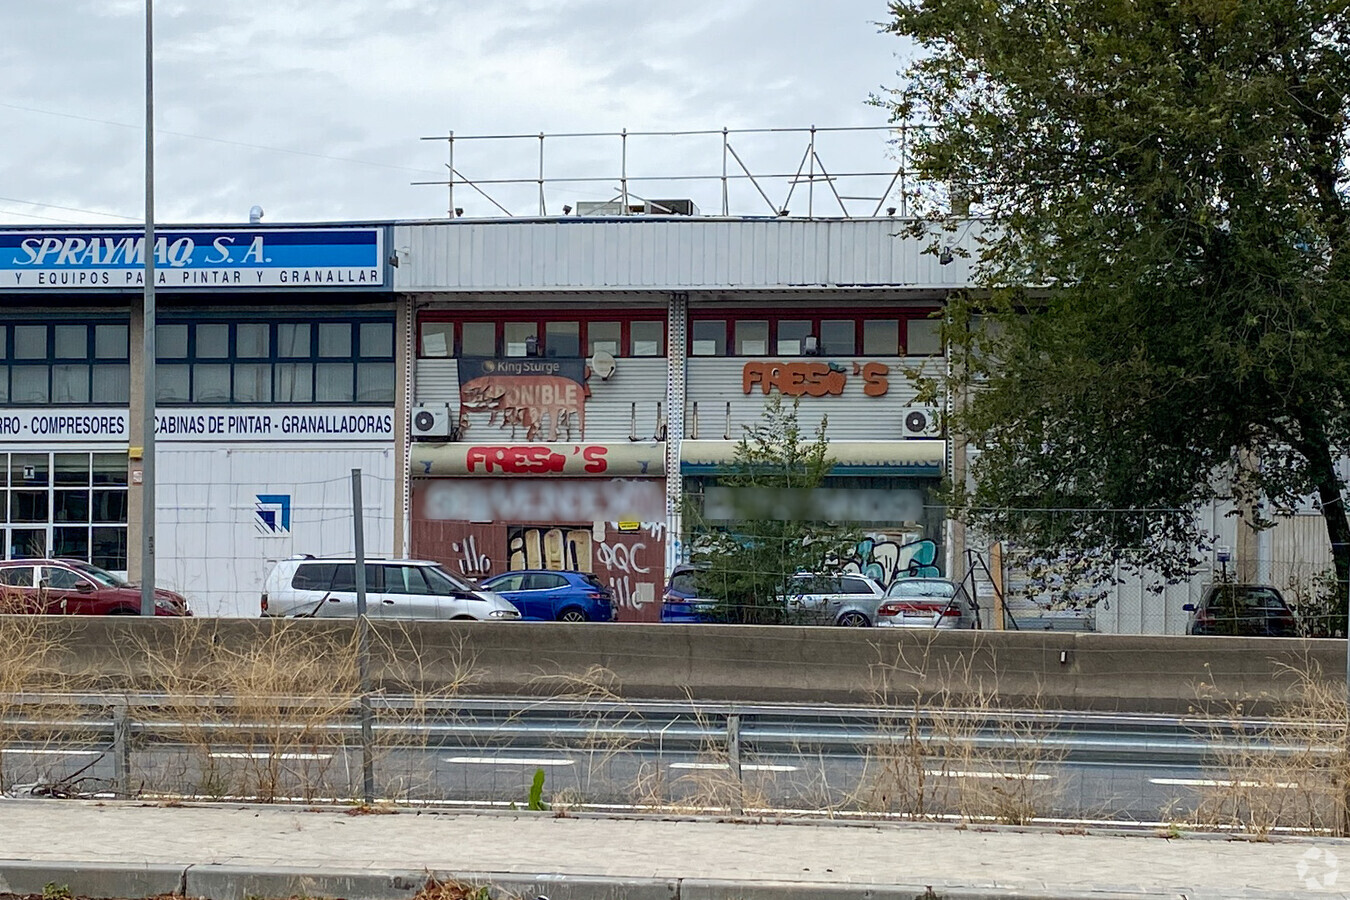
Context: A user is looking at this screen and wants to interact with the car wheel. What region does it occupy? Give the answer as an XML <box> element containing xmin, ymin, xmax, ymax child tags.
<box><xmin>837</xmin><ymin>611</ymin><xmax>869</xmax><ymax>627</ymax></box>
<box><xmin>559</xmin><ymin>608</ymin><xmax>589</xmax><ymax>623</ymax></box>
<box><xmin>107</xmin><ymin>608</ymin><xmax>139</xmax><ymax>616</ymax></box>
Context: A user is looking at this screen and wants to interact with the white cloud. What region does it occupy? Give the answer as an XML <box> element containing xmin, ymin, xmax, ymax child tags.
<box><xmin>0</xmin><ymin>0</ymin><xmax>904</xmax><ymax>224</ymax></box>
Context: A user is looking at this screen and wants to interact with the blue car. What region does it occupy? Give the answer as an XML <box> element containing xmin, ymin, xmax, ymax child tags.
<box><xmin>479</xmin><ymin>570</ymin><xmax>615</xmax><ymax>622</ymax></box>
<box><xmin>660</xmin><ymin>563</ymin><xmax>720</xmax><ymax>623</ymax></box>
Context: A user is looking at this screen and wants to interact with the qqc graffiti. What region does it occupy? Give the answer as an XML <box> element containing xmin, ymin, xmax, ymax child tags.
<box><xmin>450</xmin><ymin>535</ymin><xmax>493</xmax><ymax>577</ymax></box>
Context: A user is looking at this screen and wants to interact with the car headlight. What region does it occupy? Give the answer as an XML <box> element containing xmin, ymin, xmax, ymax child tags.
<box><xmin>487</xmin><ymin>609</ymin><xmax>520</xmax><ymax>618</ymax></box>
<box><xmin>155</xmin><ymin>596</ymin><xmax>181</xmax><ymax>612</ymax></box>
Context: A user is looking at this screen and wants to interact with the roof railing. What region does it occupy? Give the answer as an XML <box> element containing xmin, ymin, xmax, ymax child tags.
<box><xmin>415</xmin><ymin>125</ymin><xmax>929</xmax><ymax>220</ymax></box>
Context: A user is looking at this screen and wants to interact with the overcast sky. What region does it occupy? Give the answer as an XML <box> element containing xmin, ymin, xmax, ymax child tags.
<box><xmin>0</xmin><ymin>1</ymin><xmax>908</xmax><ymax>227</ymax></box>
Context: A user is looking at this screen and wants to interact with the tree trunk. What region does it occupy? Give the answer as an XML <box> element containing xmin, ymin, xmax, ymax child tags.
<box><xmin>1301</xmin><ymin>432</ymin><xmax>1350</xmax><ymax>637</ymax></box>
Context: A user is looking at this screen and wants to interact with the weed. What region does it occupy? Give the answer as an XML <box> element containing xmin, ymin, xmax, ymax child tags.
<box><xmin>527</xmin><ymin>767</ymin><xmax>548</xmax><ymax>810</ymax></box>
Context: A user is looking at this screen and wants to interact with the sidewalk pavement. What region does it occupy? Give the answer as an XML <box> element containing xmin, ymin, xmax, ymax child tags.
<box><xmin>1</xmin><ymin>800</ymin><xmax>1348</xmax><ymax>900</ymax></box>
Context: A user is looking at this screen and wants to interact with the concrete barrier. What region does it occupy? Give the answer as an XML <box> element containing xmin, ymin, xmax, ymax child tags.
<box><xmin>12</xmin><ymin>616</ymin><xmax>1347</xmax><ymax>714</ymax></box>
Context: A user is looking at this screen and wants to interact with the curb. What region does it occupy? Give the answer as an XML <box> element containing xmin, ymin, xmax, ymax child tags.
<box><xmin>0</xmin><ymin>859</ymin><xmax>1324</xmax><ymax>900</ymax></box>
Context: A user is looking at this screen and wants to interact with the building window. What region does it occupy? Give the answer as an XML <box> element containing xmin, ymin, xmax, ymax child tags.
<box><xmin>236</xmin><ymin>324</ymin><xmax>270</xmax><ymax>358</ymax></box>
<box><xmin>776</xmin><ymin>320</ymin><xmax>812</xmax><ymax>355</ymax></box>
<box><xmin>419</xmin><ymin>315</ymin><xmax>671</xmax><ymax>360</ymax></box>
<box><xmin>907</xmin><ymin>317</ymin><xmax>943</xmax><ymax>355</ymax></box>
<box><xmin>1</xmin><ymin>451</ymin><xmax>127</xmax><ymax>571</ymax></box>
<box><xmin>460</xmin><ymin>322</ymin><xmax>495</xmax><ymax>356</ymax></box>
<box><xmin>630</xmin><ymin>321</ymin><xmax>664</xmax><ymax>356</ymax></box>
<box><xmin>318</xmin><ymin>323</ymin><xmax>352</xmax><ymax>358</ymax></box>
<box><xmin>503</xmin><ymin>323</ymin><xmax>537</xmax><ymax>357</ymax></box>
<box><xmin>734</xmin><ymin>321</ymin><xmax>769</xmax><ymax>356</ymax></box>
<box><xmin>862</xmin><ymin>319</ymin><xmax>900</xmax><ymax>355</ymax></box>
<box><xmin>691</xmin><ymin>320</ymin><xmax>726</xmax><ymax>356</ymax></box>
<box><xmin>820</xmin><ymin>320</ymin><xmax>856</xmax><ymax>355</ymax></box>
<box><xmin>421</xmin><ymin>323</ymin><xmax>454</xmax><ymax>358</ymax></box>
<box><xmin>544</xmin><ymin>321</ymin><xmax>580</xmax><ymax>358</ymax></box>
<box><xmin>145</xmin><ymin>317</ymin><xmax>395</xmax><ymax>406</ymax></box>
<box><xmin>588</xmin><ymin>322</ymin><xmax>621</xmax><ymax>356</ymax></box>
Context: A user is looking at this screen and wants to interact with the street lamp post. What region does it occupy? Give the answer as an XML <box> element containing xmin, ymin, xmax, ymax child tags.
<box><xmin>140</xmin><ymin>0</ymin><xmax>157</xmax><ymax>616</ymax></box>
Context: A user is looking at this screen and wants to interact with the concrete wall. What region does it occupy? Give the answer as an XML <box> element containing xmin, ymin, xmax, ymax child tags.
<box><xmin>31</xmin><ymin>617</ymin><xmax>1346</xmax><ymax>715</ymax></box>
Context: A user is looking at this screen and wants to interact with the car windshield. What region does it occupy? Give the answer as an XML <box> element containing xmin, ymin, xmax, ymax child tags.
<box><xmin>429</xmin><ymin>565</ymin><xmax>475</xmax><ymax>592</ymax></box>
<box><xmin>581</xmin><ymin>572</ymin><xmax>606</xmax><ymax>590</ymax></box>
<box><xmin>66</xmin><ymin>561</ymin><xmax>126</xmax><ymax>588</ymax></box>
<box><xmin>885</xmin><ymin>580</ymin><xmax>955</xmax><ymax>599</ymax></box>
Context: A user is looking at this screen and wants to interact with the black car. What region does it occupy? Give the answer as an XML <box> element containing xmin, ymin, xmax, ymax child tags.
<box><xmin>1184</xmin><ymin>584</ymin><xmax>1299</xmax><ymax>637</ymax></box>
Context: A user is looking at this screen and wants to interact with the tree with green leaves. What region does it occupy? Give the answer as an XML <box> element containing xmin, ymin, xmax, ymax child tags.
<box><xmin>688</xmin><ymin>396</ymin><xmax>856</xmax><ymax>624</ymax></box>
<box><xmin>880</xmin><ymin>0</ymin><xmax>1350</xmax><ymax>618</ymax></box>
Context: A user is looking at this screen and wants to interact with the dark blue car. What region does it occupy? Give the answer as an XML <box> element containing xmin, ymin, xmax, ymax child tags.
<box><xmin>479</xmin><ymin>570</ymin><xmax>615</xmax><ymax>622</ymax></box>
<box><xmin>660</xmin><ymin>563</ymin><xmax>720</xmax><ymax>623</ymax></box>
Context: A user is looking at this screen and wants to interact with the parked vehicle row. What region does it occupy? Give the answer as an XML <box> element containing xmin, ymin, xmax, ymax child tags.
<box><xmin>659</xmin><ymin>566</ymin><xmax>980</xmax><ymax>628</ymax></box>
<box><xmin>0</xmin><ymin>555</ymin><xmax>1301</xmax><ymax>636</ymax></box>
<box><xmin>0</xmin><ymin>558</ymin><xmax>190</xmax><ymax>616</ymax></box>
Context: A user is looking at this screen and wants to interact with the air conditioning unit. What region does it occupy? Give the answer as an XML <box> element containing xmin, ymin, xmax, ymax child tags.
<box><xmin>902</xmin><ymin>406</ymin><xmax>942</xmax><ymax>438</ymax></box>
<box><xmin>412</xmin><ymin>403</ymin><xmax>453</xmax><ymax>440</ymax></box>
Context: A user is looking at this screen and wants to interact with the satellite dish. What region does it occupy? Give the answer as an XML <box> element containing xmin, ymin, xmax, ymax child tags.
<box><xmin>589</xmin><ymin>350</ymin><xmax>617</xmax><ymax>380</ymax></box>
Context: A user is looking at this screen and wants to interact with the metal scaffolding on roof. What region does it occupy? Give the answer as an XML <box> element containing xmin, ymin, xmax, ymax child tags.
<box><xmin>415</xmin><ymin>124</ymin><xmax>928</xmax><ymax>220</ymax></box>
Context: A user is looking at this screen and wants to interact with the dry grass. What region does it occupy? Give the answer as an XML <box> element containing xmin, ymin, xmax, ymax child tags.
<box><xmin>852</xmin><ymin>635</ymin><xmax>1065</xmax><ymax>824</ymax></box>
<box><xmin>0</xmin><ymin>595</ymin><xmax>104</xmax><ymax>794</ymax></box>
<box><xmin>113</xmin><ymin>618</ymin><xmax>478</xmax><ymax>804</ymax></box>
<box><xmin>1193</xmin><ymin>660</ymin><xmax>1349</xmax><ymax>836</ymax></box>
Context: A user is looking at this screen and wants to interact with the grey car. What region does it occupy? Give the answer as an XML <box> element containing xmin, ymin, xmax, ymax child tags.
<box><xmin>874</xmin><ymin>578</ymin><xmax>979</xmax><ymax>629</ymax></box>
<box><xmin>783</xmin><ymin>573</ymin><xmax>887</xmax><ymax>626</ymax></box>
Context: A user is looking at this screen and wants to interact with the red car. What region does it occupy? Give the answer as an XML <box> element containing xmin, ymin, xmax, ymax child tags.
<box><xmin>0</xmin><ymin>559</ymin><xmax>190</xmax><ymax>616</ymax></box>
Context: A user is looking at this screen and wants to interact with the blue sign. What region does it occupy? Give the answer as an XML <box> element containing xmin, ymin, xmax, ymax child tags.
<box><xmin>255</xmin><ymin>494</ymin><xmax>292</xmax><ymax>535</ymax></box>
<box><xmin>0</xmin><ymin>227</ymin><xmax>384</xmax><ymax>289</ymax></box>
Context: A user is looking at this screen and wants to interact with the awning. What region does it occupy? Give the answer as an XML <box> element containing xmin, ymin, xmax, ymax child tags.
<box><xmin>411</xmin><ymin>441</ymin><xmax>666</xmax><ymax>477</ymax></box>
<box><xmin>680</xmin><ymin>439</ymin><xmax>944</xmax><ymax>477</ymax></box>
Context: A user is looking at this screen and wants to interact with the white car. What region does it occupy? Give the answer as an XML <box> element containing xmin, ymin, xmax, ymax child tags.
<box><xmin>782</xmin><ymin>573</ymin><xmax>887</xmax><ymax>626</ymax></box>
<box><xmin>261</xmin><ymin>556</ymin><xmax>520</xmax><ymax>621</ymax></box>
<box><xmin>875</xmin><ymin>578</ymin><xmax>979</xmax><ymax>629</ymax></box>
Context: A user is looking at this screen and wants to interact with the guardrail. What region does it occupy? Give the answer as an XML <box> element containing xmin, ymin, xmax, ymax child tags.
<box><xmin>1</xmin><ymin>692</ymin><xmax>1330</xmax><ymax>807</ymax></box>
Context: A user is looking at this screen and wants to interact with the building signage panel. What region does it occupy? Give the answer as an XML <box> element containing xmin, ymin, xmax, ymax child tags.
<box><xmin>412</xmin><ymin>442</ymin><xmax>666</xmax><ymax>477</ymax></box>
<box><xmin>457</xmin><ymin>357</ymin><xmax>587</xmax><ymax>442</ymax></box>
<box><xmin>0</xmin><ymin>228</ymin><xmax>384</xmax><ymax>289</ymax></box>
<box><xmin>742</xmin><ymin>360</ymin><xmax>890</xmax><ymax>397</ymax></box>
<box><xmin>0</xmin><ymin>408</ymin><xmax>394</xmax><ymax>442</ymax></box>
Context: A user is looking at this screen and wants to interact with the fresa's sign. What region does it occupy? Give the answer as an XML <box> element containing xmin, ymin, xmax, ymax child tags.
<box><xmin>742</xmin><ymin>361</ymin><xmax>890</xmax><ymax>397</ymax></box>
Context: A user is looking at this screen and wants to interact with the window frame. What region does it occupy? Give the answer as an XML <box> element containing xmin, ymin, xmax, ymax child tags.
<box><xmin>417</xmin><ymin>311</ymin><xmax>669</xmax><ymax>360</ymax></box>
<box><xmin>685</xmin><ymin>308</ymin><xmax>942</xmax><ymax>357</ymax></box>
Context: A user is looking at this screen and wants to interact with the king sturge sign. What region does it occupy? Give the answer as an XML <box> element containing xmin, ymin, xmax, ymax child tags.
<box><xmin>0</xmin><ymin>227</ymin><xmax>384</xmax><ymax>289</ymax></box>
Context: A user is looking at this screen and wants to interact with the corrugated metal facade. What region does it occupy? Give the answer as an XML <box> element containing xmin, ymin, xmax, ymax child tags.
<box><xmin>685</xmin><ymin>357</ymin><xmax>932</xmax><ymax>441</ymax></box>
<box><xmin>414</xmin><ymin>358</ymin><xmax>671</xmax><ymax>442</ymax></box>
<box><xmin>157</xmin><ymin>445</ymin><xmax>397</xmax><ymax>618</ymax></box>
<box><xmin>394</xmin><ymin>218</ymin><xmax>984</xmax><ymax>292</ymax></box>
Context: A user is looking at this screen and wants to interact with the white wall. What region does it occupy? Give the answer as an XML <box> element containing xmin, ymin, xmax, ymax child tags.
<box><xmin>156</xmin><ymin>444</ymin><xmax>397</xmax><ymax>617</ymax></box>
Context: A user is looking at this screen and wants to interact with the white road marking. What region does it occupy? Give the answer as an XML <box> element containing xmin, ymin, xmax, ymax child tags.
<box><xmin>669</xmin><ymin>762</ymin><xmax>799</xmax><ymax>773</ymax></box>
<box><xmin>927</xmin><ymin>770</ymin><xmax>1053</xmax><ymax>781</ymax></box>
<box><xmin>0</xmin><ymin>749</ymin><xmax>101</xmax><ymax>756</ymax></box>
<box><xmin>1150</xmin><ymin>777</ymin><xmax>1300</xmax><ymax>789</ymax></box>
<box><xmin>209</xmin><ymin>752</ymin><xmax>332</xmax><ymax>760</ymax></box>
<box><xmin>443</xmin><ymin>756</ymin><xmax>575</xmax><ymax>766</ymax></box>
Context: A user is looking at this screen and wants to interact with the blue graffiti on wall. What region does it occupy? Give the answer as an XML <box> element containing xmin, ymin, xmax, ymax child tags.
<box><xmin>835</xmin><ymin>535</ymin><xmax>940</xmax><ymax>588</ymax></box>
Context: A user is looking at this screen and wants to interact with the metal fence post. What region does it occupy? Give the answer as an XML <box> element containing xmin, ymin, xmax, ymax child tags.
<box><xmin>353</xmin><ymin>468</ymin><xmax>375</xmax><ymax>805</ymax></box>
<box><xmin>727</xmin><ymin>713</ymin><xmax>743</xmax><ymax>815</ymax></box>
<box><xmin>112</xmin><ymin>700</ymin><xmax>132</xmax><ymax>800</ymax></box>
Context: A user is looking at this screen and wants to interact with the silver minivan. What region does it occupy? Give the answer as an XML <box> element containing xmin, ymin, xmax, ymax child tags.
<box><xmin>261</xmin><ymin>557</ymin><xmax>520</xmax><ymax>621</ymax></box>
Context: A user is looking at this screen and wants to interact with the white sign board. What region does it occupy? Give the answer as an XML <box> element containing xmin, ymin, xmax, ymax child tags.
<box><xmin>0</xmin><ymin>408</ymin><xmax>395</xmax><ymax>442</ymax></box>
